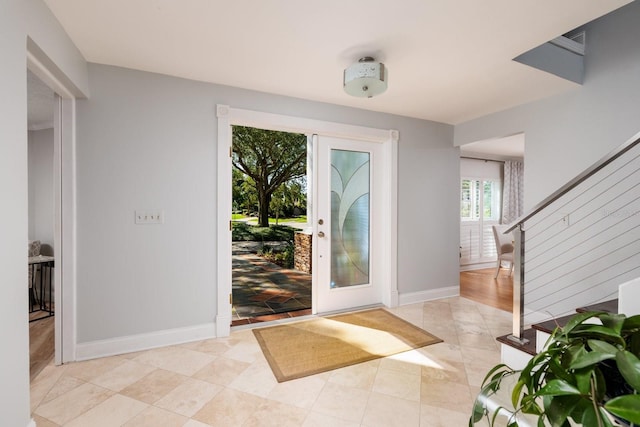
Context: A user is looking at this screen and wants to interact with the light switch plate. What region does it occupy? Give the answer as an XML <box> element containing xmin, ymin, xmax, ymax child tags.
<box><xmin>135</xmin><ymin>210</ymin><xmax>164</xmax><ymax>224</ymax></box>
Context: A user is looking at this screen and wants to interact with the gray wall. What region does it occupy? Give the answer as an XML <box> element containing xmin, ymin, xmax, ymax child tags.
<box><xmin>454</xmin><ymin>1</ymin><xmax>640</xmax><ymax>210</ymax></box>
<box><xmin>28</xmin><ymin>128</ymin><xmax>55</xmax><ymax>254</ymax></box>
<box><xmin>76</xmin><ymin>64</ymin><xmax>459</xmax><ymax>343</ymax></box>
<box><xmin>0</xmin><ymin>0</ymin><xmax>88</xmax><ymax>425</ymax></box>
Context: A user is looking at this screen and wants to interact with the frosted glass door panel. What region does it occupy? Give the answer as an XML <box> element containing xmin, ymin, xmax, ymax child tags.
<box><xmin>330</xmin><ymin>149</ymin><xmax>370</xmax><ymax>288</ymax></box>
<box><xmin>315</xmin><ymin>135</ymin><xmax>382</xmax><ymax>314</ymax></box>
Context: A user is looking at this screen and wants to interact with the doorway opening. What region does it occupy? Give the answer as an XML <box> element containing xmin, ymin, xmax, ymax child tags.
<box><xmin>27</xmin><ymin>69</ymin><xmax>56</xmax><ymax>380</ymax></box>
<box><xmin>216</xmin><ymin>106</ymin><xmax>398</xmax><ymax>337</ymax></box>
<box><xmin>458</xmin><ymin>134</ymin><xmax>525</xmax><ymax>311</ymax></box>
<box><xmin>26</xmin><ymin>37</ymin><xmax>80</xmax><ymax>366</ymax></box>
<box><xmin>230</xmin><ymin>125</ymin><xmax>312</xmax><ymax>325</ymax></box>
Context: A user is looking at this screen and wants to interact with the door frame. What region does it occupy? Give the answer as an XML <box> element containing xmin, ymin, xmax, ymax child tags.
<box><xmin>27</xmin><ymin>40</ymin><xmax>78</xmax><ymax>364</ymax></box>
<box><xmin>216</xmin><ymin>105</ymin><xmax>398</xmax><ymax>337</ymax></box>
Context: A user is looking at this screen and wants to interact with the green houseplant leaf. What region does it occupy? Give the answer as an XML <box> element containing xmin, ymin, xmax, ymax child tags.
<box><xmin>471</xmin><ymin>311</ymin><xmax>640</xmax><ymax>427</ymax></box>
<box><xmin>544</xmin><ymin>394</ymin><xmax>581</xmax><ymax>426</ymax></box>
<box><xmin>623</xmin><ymin>315</ymin><xmax>640</xmax><ymax>356</ymax></box>
<box><xmin>622</xmin><ymin>314</ymin><xmax>640</xmax><ymax>331</ymax></box>
<box><xmin>573</xmin><ymin>367</ymin><xmax>593</xmax><ymax>395</ymax></box>
<box><xmin>580</xmin><ymin>405</ymin><xmax>615</xmax><ymax>427</ymax></box>
<box><xmin>604</xmin><ymin>394</ymin><xmax>640</xmax><ymax>423</ymax></box>
<box><xmin>536</xmin><ymin>379</ymin><xmax>581</xmax><ymax>397</ymax></box>
<box><xmin>569</xmin><ymin>348</ymin><xmax>616</xmax><ymax>370</ymax></box>
<box><xmin>511</xmin><ymin>379</ymin><xmax>525</xmax><ymax>409</ymax></box>
<box><xmin>471</xmin><ymin>397</ymin><xmax>485</xmax><ymax>424</ymax></box>
<box><xmin>615</xmin><ymin>350</ymin><xmax>640</xmax><ymax>392</ymax></box>
<box><xmin>471</xmin><ymin>364</ymin><xmax>520</xmax><ymax>425</ymax></box>
<box><xmin>599</xmin><ymin>313</ymin><xmax>626</xmax><ymax>335</ymax></box>
<box><xmin>587</xmin><ymin>339</ymin><xmax>619</xmax><ymax>355</ymax></box>
<box><xmin>570</xmin><ymin>325</ymin><xmax>627</xmax><ymax>346</ymax></box>
<box><xmin>562</xmin><ymin>311</ymin><xmax>606</xmax><ymax>334</ymax></box>
<box><xmin>591</xmin><ymin>367</ymin><xmax>607</xmax><ymax>403</ymax></box>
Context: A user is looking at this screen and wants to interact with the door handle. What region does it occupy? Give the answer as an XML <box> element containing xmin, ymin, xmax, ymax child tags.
<box><xmin>317</xmin><ymin>231</ymin><xmax>325</xmax><ymax>238</ymax></box>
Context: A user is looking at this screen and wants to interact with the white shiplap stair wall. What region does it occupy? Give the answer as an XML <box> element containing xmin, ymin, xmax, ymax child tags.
<box><xmin>522</xmin><ymin>140</ymin><xmax>640</xmax><ymax>323</ymax></box>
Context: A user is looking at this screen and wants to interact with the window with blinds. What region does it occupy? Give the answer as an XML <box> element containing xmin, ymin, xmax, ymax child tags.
<box><xmin>460</xmin><ymin>178</ymin><xmax>501</xmax><ymax>265</ymax></box>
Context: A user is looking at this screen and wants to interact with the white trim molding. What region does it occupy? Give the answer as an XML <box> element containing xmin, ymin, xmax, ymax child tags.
<box><xmin>398</xmin><ymin>286</ymin><xmax>460</xmax><ymax>306</ymax></box>
<box><xmin>75</xmin><ymin>322</ymin><xmax>217</xmax><ymax>361</ymax></box>
<box><xmin>216</xmin><ymin>105</ymin><xmax>233</xmax><ymax>337</ymax></box>
<box><xmin>226</xmin><ymin>107</ymin><xmax>392</xmax><ymax>143</ymax></box>
<box><xmin>60</xmin><ymin>97</ymin><xmax>77</xmax><ymax>363</ymax></box>
<box><xmin>385</xmin><ymin>129</ymin><xmax>400</xmax><ymax>308</ymax></box>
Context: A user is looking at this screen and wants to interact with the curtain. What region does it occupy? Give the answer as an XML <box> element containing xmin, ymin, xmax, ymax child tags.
<box><xmin>502</xmin><ymin>160</ymin><xmax>524</xmax><ymax>224</ymax></box>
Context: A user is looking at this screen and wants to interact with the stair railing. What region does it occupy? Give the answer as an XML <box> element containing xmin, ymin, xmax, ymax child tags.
<box><xmin>505</xmin><ymin>131</ymin><xmax>640</xmax><ymax>342</ymax></box>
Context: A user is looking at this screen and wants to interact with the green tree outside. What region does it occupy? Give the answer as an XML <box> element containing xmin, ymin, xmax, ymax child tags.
<box><xmin>232</xmin><ymin>125</ymin><xmax>307</xmax><ymax>227</ymax></box>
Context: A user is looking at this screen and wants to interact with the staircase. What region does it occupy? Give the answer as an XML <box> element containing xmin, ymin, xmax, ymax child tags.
<box><xmin>503</xmin><ymin>131</ymin><xmax>640</xmax><ymax>347</ymax></box>
<box><xmin>481</xmin><ymin>133</ymin><xmax>640</xmax><ymax>427</ymax></box>
<box><xmin>498</xmin><ymin>299</ymin><xmax>618</xmax><ymax>370</ymax></box>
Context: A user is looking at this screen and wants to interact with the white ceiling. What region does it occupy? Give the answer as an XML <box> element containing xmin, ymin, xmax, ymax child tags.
<box><xmin>42</xmin><ymin>0</ymin><xmax>631</xmax><ymax>125</ymax></box>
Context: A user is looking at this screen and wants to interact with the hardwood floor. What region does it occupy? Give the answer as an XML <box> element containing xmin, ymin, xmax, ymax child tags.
<box><xmin>460</xmin><ymin>267</ymin><xmax>513</xmax><ymax>312</ymax></box>
<box><xmin>29</xmin><ymin>312</ymin><xmax>54</xmax><ymax>381</ymax></box>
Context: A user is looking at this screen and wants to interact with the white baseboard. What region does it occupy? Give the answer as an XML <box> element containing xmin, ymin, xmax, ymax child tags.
<box><xmin>398</xmin><ymin>286</ymin><xmax>459</xmax><ymax>306</ymax></box>
<box><xmin>460</xmin><ymin>262</ymin><xmax>496</xmax><ymax>271</ymax></box>
<box><xmin>27</xmin><ymin>419</ymin><xmax>36</xmax><ymax>427</ymax></box>
<box><xmin>386</xmin><ymin>288</ymin><xmax>400</xmax><ymax>308</ymax></box>
<box><xmin>75</xmin><ymin>322</ymin><xmax>217</xmax><ymax>361</ymax></box>
<box><xmin>216</xmin><ymin>314</ymin><xmax>231</xmax><ymax>337</ymax></box>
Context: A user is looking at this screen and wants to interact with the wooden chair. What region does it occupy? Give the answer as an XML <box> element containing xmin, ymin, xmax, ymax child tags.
<box><xmin>492</xmin><ymin>225</ymin><xmax>514</xmax><ymax>278</ymax></box>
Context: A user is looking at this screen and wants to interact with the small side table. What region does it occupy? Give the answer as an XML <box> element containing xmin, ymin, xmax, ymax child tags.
<box><xmin>29</xmin><ymin>255</ymin><xmax>55</xmax><ymax>322</ymax></box>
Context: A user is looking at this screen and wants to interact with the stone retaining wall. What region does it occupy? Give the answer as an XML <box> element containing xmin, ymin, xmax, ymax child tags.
<box><xmin>294</xmin><ymin>231</ymin><xmax>312</xmax><ymax>273</ymax></box>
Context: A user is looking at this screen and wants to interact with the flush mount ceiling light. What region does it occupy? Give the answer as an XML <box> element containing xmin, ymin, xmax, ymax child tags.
<box><xmin>343</xmin><ymin>57</ymin><xmax>387</xmax><ymax>98</ymax></box>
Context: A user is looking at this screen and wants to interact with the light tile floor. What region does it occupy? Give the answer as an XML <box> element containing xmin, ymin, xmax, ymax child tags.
<box><xmin>30</xmin><ymin>297</ymin><xmax>511</xmax><ymax>426</ymax></box>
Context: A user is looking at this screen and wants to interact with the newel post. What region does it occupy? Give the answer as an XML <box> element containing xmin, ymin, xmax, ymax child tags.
<box><xmin>509</xmin><ymin>223</ymin><xmax>528</xmax><ymax>344</ymax></box>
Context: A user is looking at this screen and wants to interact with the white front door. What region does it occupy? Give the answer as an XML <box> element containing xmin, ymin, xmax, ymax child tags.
<box><xmin>314</xmin><ymin>136</ymin><xmax>383</xmax><ymax>313</ymax></box>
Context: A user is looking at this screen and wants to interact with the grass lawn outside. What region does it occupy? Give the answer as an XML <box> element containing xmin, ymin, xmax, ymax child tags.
<box><xmin>232</xmin><ymin>222</ymin><xmax>297</xmax><ymax>242</ymax></box>
<box><xmin>231</xmin><ymin>214</ymin><xmax>307</xmax><ymax>225</ymax></box>
<box><xmin>275</xmin><ymin>215</ymin><xmax>307</xmax><ymax>223</ymax></box>
<box><xmin>244</xmin><ymin>215</ymin><xmax>307</xmax><ymax>225</ymax></box>
<box><xmin>231</xmin><ymin>213</ymin><xmax>248</xmax><ymax>220</ymax></box>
